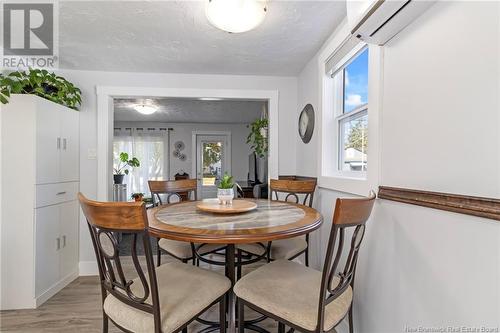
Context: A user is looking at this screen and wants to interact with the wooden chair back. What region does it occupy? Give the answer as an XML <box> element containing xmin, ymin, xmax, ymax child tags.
<box><xmin>317</xmin><ymin>191</ymin><xmax>376</xmax><ymax>330</ymax></box>
<box><xmin>269</xmin><ymin>178</ymin><xmax>317</xmax><ymax>207</ymax></box>
<box><xmin>148</xmin><ymin>179</ymin><xmax>198</xmax><ymax>206</ymax></box>
<box><xmin>78</xmin><ymin>193</ymin><xmax>162</xmax><ymax>332</ymax></box>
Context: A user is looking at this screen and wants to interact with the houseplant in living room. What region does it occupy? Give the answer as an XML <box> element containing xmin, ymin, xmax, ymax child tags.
<box><xmin>113</xmin><ymin>152</ymin><xmax>140</xmax><ymax>184</ymax></box>
<box><xmin>246</xmin><ymin>118</ymin><xmax>268</xmax><ymax>158</ymax></box>
<box><xmin>217</xmin><ymin>173</ymin><xmax>234</xmax><ymax>205</ymax></box>
<box><xmin>131</xmin><ymin>193</ymin><xmax>144</xmax><ymax>202</ymax></box>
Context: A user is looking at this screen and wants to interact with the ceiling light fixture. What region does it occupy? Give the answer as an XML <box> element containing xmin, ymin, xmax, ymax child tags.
<box><xmin>134</xmin><ymin>104</ymin><xmax>158</xmax><ymax>115</ymax></box>
<box><xmin>205</xmin><ymin>0</ymin><xmax>267</xmax><ymax>33</ymax></box>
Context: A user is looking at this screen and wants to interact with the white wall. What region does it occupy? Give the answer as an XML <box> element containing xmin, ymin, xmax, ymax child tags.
<box><xmin>297</xmin><ymin>1</ymin><xmax>499</xmax><ymax>332</ymax></box>
<box><xmin>114</xmin><ymin>121</ymin><xmax>252</xmax><ymax>181</ymax></box>
<box><xmin>56</xmin><ymin>70</ymin><xmax>297</xmax><ymax>269</ymax></box>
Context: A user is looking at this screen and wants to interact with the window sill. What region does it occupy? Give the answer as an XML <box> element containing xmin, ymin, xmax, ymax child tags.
<box><xmin>318</xmin><ymin>175</ymin><xmax>374</xmax><ymax>197</ymax></box>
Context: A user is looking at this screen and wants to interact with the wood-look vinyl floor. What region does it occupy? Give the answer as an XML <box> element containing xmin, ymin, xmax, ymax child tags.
<box><xmin>0</xmin><ymin>255</ymin><xmax>280</xmax><ymax>333</ymax></box>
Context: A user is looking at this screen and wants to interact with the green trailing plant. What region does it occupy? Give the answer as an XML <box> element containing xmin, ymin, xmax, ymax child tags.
<box><xmin>218</xmin><ymin>173</ymin><xmax>234</xmax><ymax>189</ymax></box>
<box><xmin>114</xmin><ymin>152</ymin><xmax>140</xmax><ymax>175</ymax></box>
<box><xmin>246</xmin><ymin>118</ymin><xmax>268</xmax><ymax>158</ymax></box>
<box><xmin>0</xmin><ymin>68</ymin><xmax>82</xmax><ymax>110</ymax></box>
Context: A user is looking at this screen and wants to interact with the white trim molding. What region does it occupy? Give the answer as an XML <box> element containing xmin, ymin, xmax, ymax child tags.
<box><xmin>96</xmin><ymin>87</ymin><xmax>279</xmax><ymax>201</ymax></box>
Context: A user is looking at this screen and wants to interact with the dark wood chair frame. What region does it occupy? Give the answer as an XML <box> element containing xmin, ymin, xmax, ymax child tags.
<box><xmin>237</xmin><ymin>192</ymin><xmax>376</xmax><ymax>333</ymax></box>
<box><xmin>78</xmin><ymin>193</ymin><xmax>226</xmax><ymax>333</ymax></box>
<box><xmin>148</xmin><ymin>179</ymin><xmax>226</xmax><ymax>267</ymax></box>
<box><xmin>238</xmin><ymin>177</ymin><xmax>318</xmax><ymax>268</ymax></box>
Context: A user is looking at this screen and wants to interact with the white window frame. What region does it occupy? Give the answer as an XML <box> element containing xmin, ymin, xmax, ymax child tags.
<box><xmin>332</xmin><ymin>44</ymin><xmax>369</xmax><ymax>178</ymax></box>
<box><xmin>317</xmin><ymin>28</ymin><xmax>382</xmax><ymax>196</ymax></box>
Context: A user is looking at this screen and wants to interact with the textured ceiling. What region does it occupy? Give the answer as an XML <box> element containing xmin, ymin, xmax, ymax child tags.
<box><xmin>59</xmin><ymin>1</ymin><xmax>346</xmax><ymax>75</ymax></box>
<box><xmin>114</xmin><ymin>98</ymin><xmax>266</xmax><ymax>123</ymax></box>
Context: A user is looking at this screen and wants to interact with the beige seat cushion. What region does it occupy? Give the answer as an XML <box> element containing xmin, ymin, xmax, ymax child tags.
<box><xmin>233</xmin><ymin>260</ymin><xmax>352</xmax><ymax>332</ymax></box>
<box><xmin>237</xmin><ymin>237</ymin><xmax>307</xmax><ymax>260</ymax></box>
<box><xmin>158</xmin><ymin>239</ymin><xmax>224</xmax><ymax>259</ymax></box>
<box><xmin>104</xmin><ymin>262</ymin><xmax>231</xmax><ymax>333</ymax></box>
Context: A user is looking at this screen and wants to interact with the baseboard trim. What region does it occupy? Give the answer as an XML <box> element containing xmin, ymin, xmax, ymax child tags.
<box><xmin>79</xmin><ymin>261</ymin><xmax>98</xmax><ymax>276</ymax></box>
<box><xmin>35</xmin><ymin>270</ymin><xmax>79</xmax><ymax>307</ymax></box>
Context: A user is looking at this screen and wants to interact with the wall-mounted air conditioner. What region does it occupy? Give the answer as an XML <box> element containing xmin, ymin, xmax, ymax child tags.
<box><xmin>347</xmin><ymin>0</ymin><xmax>436</xmax><ymax>45</ymax></box>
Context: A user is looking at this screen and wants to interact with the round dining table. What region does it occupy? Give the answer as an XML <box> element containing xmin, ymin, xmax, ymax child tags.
<box><xmin>147</xmin><ymin>198</ymin><xmax>323</xmax><ymax>332</ymax></box>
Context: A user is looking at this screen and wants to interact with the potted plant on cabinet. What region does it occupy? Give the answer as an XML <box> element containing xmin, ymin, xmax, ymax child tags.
<box><xmin>131</xmin><ymin>193</ymin><xmax>144</xmax><ymax>202</ymax></box>
<box><xmin>0</xmin><ymin>68</ymin><xmax>82</xmax><ymax>110</ymax></box>
<box><xmin>217</xmin><ymin>173</ymin><xmax>234</xmax><ymax>205</ymax></box>
<box><xmin>113</xmin><ymin>152</ymin><xmax>140</xmax><ymax>184</ymax></box>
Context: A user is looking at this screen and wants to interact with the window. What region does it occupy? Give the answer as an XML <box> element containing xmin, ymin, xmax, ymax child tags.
<box><xmin>332</xmin><ymin>46</ymin><xmax>368</xmax><ymax>174</ymax></box>
<box><xmin>113</xmin><ymin>128</ymin><xmax>168</xmax><ymax>194</ymax></box>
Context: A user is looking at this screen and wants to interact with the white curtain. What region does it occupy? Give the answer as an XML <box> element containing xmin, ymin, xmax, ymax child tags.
<box><xmin>113</xmin><ymin>128</ymin><xmax>169</xmax><ymax>196</ymax></box>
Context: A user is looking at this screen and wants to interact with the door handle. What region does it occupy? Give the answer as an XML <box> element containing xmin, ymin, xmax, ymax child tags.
<box><xmin>56</xmin><ymin>237</ymin><xmax>61</xmax><ymax>250</ymax></box>
<box><xmin>63</xmin><ymin>138</ymin><xmax>67</xmax><ymax>150</ymax></box>
<box><xmin>57</xmin><ymin>137</ymin><xmax>61</xmax><ymax>149</ymax></box>
<box><xmin>62</xmin><ymin>235</ymin><xmax>66</xmax><ymax>248</ymax></box>
<box><xmin>56</xmin><ymin>191</ymin><xmax>66</xmax><ymax>195</ymax></box>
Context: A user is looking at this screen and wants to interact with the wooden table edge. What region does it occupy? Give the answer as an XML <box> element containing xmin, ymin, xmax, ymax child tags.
<box><xmin>147</xmin><ymin>199</ymin><xmax>323</xmax><ymax>244</ymax></box>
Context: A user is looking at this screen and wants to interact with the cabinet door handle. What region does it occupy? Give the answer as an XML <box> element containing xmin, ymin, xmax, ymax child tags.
<box><xmin>56</xmin><ymin>191</ymin><xmax>66</xmax><ymax>195</ymax></box>
<box><xmin>56</xmin><ymin>237</ymin><xmax>61</xmax><ymax>250</ymax></box>
<box><xmin>62</xmin><ymin>235</ymin><xmax>66</xmax><ymax>248</ymax></box>
<box><xmin>63</xmin><ymin>138</ymin><xmax>67</xmax><ymax>150</ymax></box>
<box><xmin>57</xmin><ymin>137</ymin><xmax>61</xmax><ymax>149</ymax></box>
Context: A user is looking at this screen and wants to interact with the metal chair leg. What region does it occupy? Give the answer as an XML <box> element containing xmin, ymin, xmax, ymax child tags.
<box><xmin>237</xmin><ymin>249</ymin><xmax>242</xmax><ymax>280</ymax></box>
<box><xmin>305</xmin><ymin>247</ymin><xmax>309</xmax><ymax>267</ymax></box>
<box><xmin>305</xmin><ymin>234</ymin><xmax>309</xmax><ymax>267</ymax></box>
<box><xmin>220</xmin><ymin>297</ymin><xmax>227</xmax><ymax>333</ymax></box>
<box><xmin>278</xmin><ymin>322</ymin><xmax>285</xmax><ymax>333</ymax></box>
<box><xmin>157</xmin><ymin>239</ymin><xmax>161</xmax><ymax>267</ymax></box>
<box><xmin>182</xmin><ymin>328</ymin><xmax>187</xmax><ymax>333</ymax></box>
<box><xmin>102</xmin><ymin>311</ymin><xmax>109</xmax><ymax>333</ymax></box>
<box><xmin>348</xmin><ymin>305</ymin><xmax>354</xmax><ymax>333</ymax></box>
<box><xmin>238</xmin><ymin>299</ymin><xmax>244</xmax><ymax>333</ymax></box>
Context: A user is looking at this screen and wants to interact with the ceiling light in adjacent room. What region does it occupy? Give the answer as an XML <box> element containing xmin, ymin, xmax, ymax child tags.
<box><xmin>134</xmin><ymin>104</ymin><xmax>158</xmax><ymax>115</ymax></box>
<box><xmin>206</xmin><ymin>0</ymin><xmax>267</xmax><ymax>33</ymax></box>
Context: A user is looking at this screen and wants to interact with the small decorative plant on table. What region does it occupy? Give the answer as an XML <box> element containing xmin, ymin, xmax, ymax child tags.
<box><xmin>113</xmin><ymin>152</ymin><xmax>140</xmax><ymax>184</ymax></box>
<box><xmin>217</xmin><ymin>173</ymin><xmax>234</xmax><ymax>205</ymax></box>
<box><xmin>131</xmin><ymin>193</ymin><xmax>144</xmax><ymax>202</ymax></box>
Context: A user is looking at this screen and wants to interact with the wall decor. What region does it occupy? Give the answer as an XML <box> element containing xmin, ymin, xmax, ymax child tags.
<box><xmin>174</xmin><ymin>141</ymin><xmax>185</xmax><ymax>151</ymax></box>
<box><xmin>173</xmin><ymin>140</ymin><xmax>186</xmax><ymax>160</ymax></box>
<box><xmin>298</xmin><ymin>104</ymin><xmax>315</xmax><ymax>143</ymax></box>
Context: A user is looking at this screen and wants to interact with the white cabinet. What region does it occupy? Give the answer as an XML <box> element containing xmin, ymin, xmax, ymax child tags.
<box><xmin>1</xmin><ymin>95</ymin><xmax>80</xmax><ymax>310</ymax></box>
<box><xmin>36</xmin><ymin>103</ymin><xmax>61</xmax><ymax>184</ymax></box>
<box><xmin>59</xmin><ymin>200</ymin><xmax>79</xmax><ymax>279</ymax></box>
<box><xmin>36</xmin><ymin>99</ymin><xmax>79</xmax><ymax>184</ymax></box>
<box><xmin>35</xmin><ymin>206</ymin><xmax>61</xmax><ymax>298</ymax></box>
<box><xmin>59</xmin><ymin>110</ymin><xmax>80</xmax><ymax>182</ymax></box>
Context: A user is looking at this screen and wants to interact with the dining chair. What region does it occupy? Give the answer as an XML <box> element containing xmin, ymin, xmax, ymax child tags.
<box><xmin>78</xmin><ymin>193</ymin><xmax>230</xmax><ymax>333</ymax></box>
<box><xmin>148</xmin><ymin>179</ymin><xmax>224</xmax><ymax>266</ymax></box>
<box><xmin>236</xmin><ymin>177</ymin><xmax>317</xmax><ymax>267</ymax></box>
<box><xmin>234</xmin><ymin>191</ymin><xmax>376</xmax><ymax>333</ymax></box>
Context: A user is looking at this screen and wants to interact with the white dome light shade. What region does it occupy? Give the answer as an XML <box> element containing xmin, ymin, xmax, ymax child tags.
<box><xmin>134</xmin><ymin>104</ymin><xmax>158</xmax><ymax>115</ymax></box>
<box><xmin>206</xmin><ymin>0</ymin><xmax>267</xmax><ymax>33</ymax></box>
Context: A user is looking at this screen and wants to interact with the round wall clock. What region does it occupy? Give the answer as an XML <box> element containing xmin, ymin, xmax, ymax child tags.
<box><xmin>298</xmin><ymin>104</ymin><xmax>315</xmax><ymax>143</ymax></box>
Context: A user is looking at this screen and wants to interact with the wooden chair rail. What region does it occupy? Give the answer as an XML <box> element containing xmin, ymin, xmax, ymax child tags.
<box><xmin>378</xmin><ymin>186</ymin><xmax>500</xmax><ymax>221</ymax></box>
